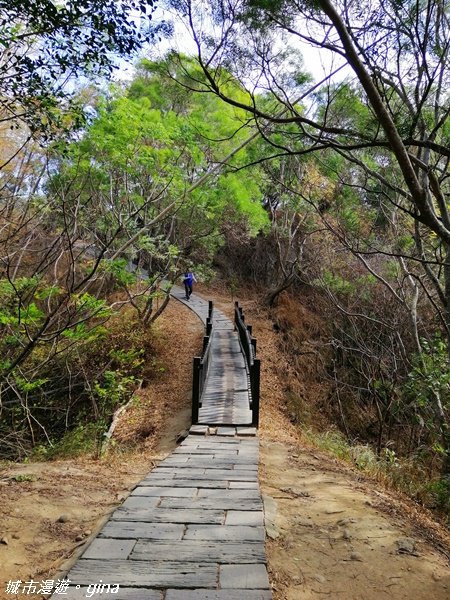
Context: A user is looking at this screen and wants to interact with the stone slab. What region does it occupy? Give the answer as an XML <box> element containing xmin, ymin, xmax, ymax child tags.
<box><xmin>82</xmin><ymin>538</ymin><xmax>135</xmax><ymax>560</ymax></box>
<box><xmin>225</xmin><ymin>511</ymin><xmax>264</xmax><ymax>526</ymax></box>
<box><xmin>153</xmin><ymin>467</ymin><xmax>206</xmax><ymax>476</ymax></box>
<box><xmin>131</xmin><ymin>486</ymin><xmax>197</xmax><ymax>497</ymax></box>
<box><xmin>180</xmin><ymin>461</ymin><xmax>236</xmax><ymax>469</ymax></box>
<box><xmin>184</xmin><ymin>525</ymin><xmax>265</xmax><ymax>542</ymax></box>
<box><xmin>69</xmin><ymin>559</ymin><xmax>218</xmax><ymax>588</ymax></box>
<box><xmin>111</xmin><ymin>508</ymin><xmax>225</xmax><ymax>524</ymax></box>
<box><xmin>201</xmin><ymin>469</ymin><xmax>257</xmax><ymax>480</ymax></box>
<box><xmin>144</xmin><ymin>471</ymin><xmax>176</xmax><ymax>480</ymax></box>
<box><xmin>99</xmin><ymin>522</ymin><xmax>184</xmax><ymax>540</ymax></box>
<box><xmin>237</xmin><ymin>427</ymin><xmax>257</xmax><ymax>436</ymax></box>
<box><xmin>139</xmin><ymin>479</ymin><xmax>229</xmax><ymax>488</ymax></box>
<box><xmin>174</xmin><ymin>447</ymin><xmax>238</xmax><ymax>455</ymax></box>
<box><xmin>190</xmin><ymin>437</ymin><xmax>242</xmax><ymax>444</ymax></box>
<box><xmin>120</xmin><ymin>496</ymin><xmax>160</xmax><ymax>509</ymax></box>
<box><xmin>165</xmin><ymin>592</ymin><xmax>271</xmax><ymax>600</ymax></box>
<box><xmin>198</xmin><ymin>488</ymin><xmax>261</xmax><ymax>499</ymax></box>
<box><xmin>56</xmin><ymin>587</ymin><xmax>163</xmax><ymax>600</ymax></box>
<box><xmin>131</xmin><ymin>540</ymin><xmax>265</xmax><ymax>563</ymax></box>
<box><xmin>229</xmin><ymin>481</ymin><xmax>259</xmax><ymax>489</ymax></box>
<box><xmin>220</xmin><ymin>564</ymin><xmax>271</xmax><ymax>589</ymax></box>
<box><xmin>158</xmin><ymin>497</ymin><xmax>262</xmax><ymax>510</ymax></box>
<box><xmin>190</xmin><ymin>425</ymin><xmax>210</xmax><ymax>434</ymax></box>
<box><xmin>183</xmin><ymin>461</ymin><xmax>247</xmax><ymax>469</ymax></box>
<box><xmin>216</xmin><ymin>427</ymin><xmax>237</xmax><ymax>436</ymax></box>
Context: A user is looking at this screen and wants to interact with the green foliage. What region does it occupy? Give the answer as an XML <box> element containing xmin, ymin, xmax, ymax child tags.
<box><xmin>0</xmin><ymin>0</ymin><xmax>159</xmax><ymax>135</ymax></box>
<box><xmin>425</xmin><ymin>478</ymin><xmax>450</xmax><ymax>513</ymax></box>
<box><xmin>406</xmin><ymin>337</ymin><xmax>450</xmax><ymax>412</ymax></box>
<box><xmin>109</xmin><ymin>348</ymin><xmax>144</xmax><ymax>370</ymax></box>
<box><xmin>102</xmin><ymin>259</ymin><xmax>137</xmax><ymax>287</ymax></box>
<box><xmin>94</xmin><ymin>371</ymin><xmax>137</xmax><ymax>412</ymax></box>
<box><xmin>34</xmin><ymin>424</ymin><xmax>99</xmax><ymax>459</ymax></box>
<box><xmin>8</xmin><ymin>473</ymin><xmax>35</xmax><ymax>482</ymax></box>
<box><xmin>318</xmin><ymin>271</ymin><xmax>355</xmax><ymax>295</ymax></box>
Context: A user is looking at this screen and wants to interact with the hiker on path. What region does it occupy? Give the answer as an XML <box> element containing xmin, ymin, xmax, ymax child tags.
<box><xmin>183</xmin><ymin>270</ymin><xmax>197</xmax><ymax>300</ymax></box>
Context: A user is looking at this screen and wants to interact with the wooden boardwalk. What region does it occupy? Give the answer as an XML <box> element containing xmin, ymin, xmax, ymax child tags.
<box><xmin>57</xmin><ymin>290</ymin><xmax>271</xmax><ymax>599</ymax></box>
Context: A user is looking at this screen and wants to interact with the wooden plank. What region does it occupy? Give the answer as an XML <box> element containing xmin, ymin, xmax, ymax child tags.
<box><xmin>69</xmin><ymin>559</ymin><xmax>218</xmax><ymax>588</ymax></box>
<box><xmin>131</xmin><ymin>540</ymin><xmax>265</xmax><ymax>563</ymax></box>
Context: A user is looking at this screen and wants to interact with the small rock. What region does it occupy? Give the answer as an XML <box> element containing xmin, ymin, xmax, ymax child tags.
<box><xmin>350</xmin><ymin>552</ymin><xmax>363</xmax><ymax>561</ymax></box>
<box><xmin>176</xmin><ymin>430</ymin><xmax>189</xmax><ymax>443</ymax></box>
<box><xmin>325</xmin><ymin>509</ymin><xmax>345</xmax><ymax>514</ymax></box>
<box><xmin>343</xmin><ymin>529</ymin><xmax>352</xmax><ymax>541</ymax></box>
<box><xmin>365</xmin><ymin>500</ymin><xmax>374</xmax><ymax>507</ymax></box>
<box><xmin>266</xmin><ymin>524</ymin><xmax>279</xmax><ymax>540</ymax></box>
<box><xmin>396</xmin><ymin>537</ymin><xmax>416</xmax><ymax>555</ymax></box>
<box><xmin>432</xmin><ymin>572</ymin><xmax>441</xmax><ymax>582</ymax></box>
<box><xmin>57</xmin><ymin>514</ymin><xmax>69</xmax><ymax>523</ymax></box>
<box><xmin>75</xmin><ymin>534</ymin><xmax>84</xmax><ymax>542</ymax></box>
<box><xmin>12</xmin><ymin>533</ymin><xmax>20</xmax><ymax>540</ymax></box>
<box><xmin>314</xmin><ymin>574</ymin><xmax>326</xmax><ymax>583</ymax></box>
<box><xmin>337</xmin><ymin>518</ymin><xmax>357</xmax><ymax>526</ymax></box>
<box><xmin>84</xmin><ymin>530</ymin><xmax>92</xmax><ymax>536</ymax></box>
<box><xmin>0</xmin><ymin>536</ymin><xmax>9</xmax><ymax>545</ymax></box>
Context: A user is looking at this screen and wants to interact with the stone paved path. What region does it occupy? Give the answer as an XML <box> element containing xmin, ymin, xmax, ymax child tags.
<box><xmin>57</xmin><ymin>290</ymin><xmax>271</xmax><ymax>599</ymax></box>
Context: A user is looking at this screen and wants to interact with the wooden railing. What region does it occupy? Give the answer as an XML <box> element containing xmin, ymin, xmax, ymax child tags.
<box><xmin>191</xmin><ymin>301</ymin><xmax>214</xmax><ymax>424</ymax></box>
<box><xmin>234</xmin><ymin>301</ymin><xmax>261</xmax><ymax>427</ymax></box>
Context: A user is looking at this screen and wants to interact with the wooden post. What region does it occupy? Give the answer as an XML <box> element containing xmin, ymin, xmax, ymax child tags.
<box><xmin>208</xmin><ymin>300</ymin><xmax>213</xmax><ymax>320</ymax></box>
<box><xmin>206</xmin><ymin>320</ymin><xmax>212</xmax><ymax>337</ymax></box>
<box><xmin>251</xmin><ymin>359</ymin><xmax>261</xmax><ymax>428</ymax></box>
<box><xmin>192</xmin><ymin>357</ymin><xmax>201</xmax><ymax>424</ymax></box>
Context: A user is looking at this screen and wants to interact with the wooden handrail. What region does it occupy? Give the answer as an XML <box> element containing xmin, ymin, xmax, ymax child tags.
<box><xmin>234</xmin><ymin>301</ymin><xmax>261</xmax><ymax>427</ymax></box>
<box><xmin>192</xmin><ymin>301</ymin><xmax>214</xmax><ymax>424</ymax></box>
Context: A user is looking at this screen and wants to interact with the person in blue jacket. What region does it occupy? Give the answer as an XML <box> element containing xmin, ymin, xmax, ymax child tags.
<box><xmin>183</xmin><ymin>270</ymin><xmax>197</xmax><ymax>300</ymax></box>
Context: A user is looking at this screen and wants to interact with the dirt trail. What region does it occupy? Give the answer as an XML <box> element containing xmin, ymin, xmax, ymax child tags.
<box><xmin>261</xmin><ymin>441</ymin><xmax>449</xmax><ymax>600</ymax></box>
<box><xmin>0</xmin><ymin>288</ymin><xmax>449</xmax><ymax>600</ymax></box>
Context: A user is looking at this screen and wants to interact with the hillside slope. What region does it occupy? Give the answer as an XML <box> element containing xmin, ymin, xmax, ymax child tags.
<box><xmin>0</xmin><ymin>289</ymin><xmax>449</xmax><ymax>600</ymax></box>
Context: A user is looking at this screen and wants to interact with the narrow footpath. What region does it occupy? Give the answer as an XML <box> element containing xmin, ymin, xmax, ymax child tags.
<box><xmin>57</xmin><ymin>290</ymin><xmax>272</xmax><ymax>599</ymax></box>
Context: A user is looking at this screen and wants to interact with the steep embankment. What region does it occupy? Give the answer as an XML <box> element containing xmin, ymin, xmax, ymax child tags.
<box><xmin>0</xmin><ymin>287</ymin><xmax>449</xmax><ymax>600</ymax></box>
